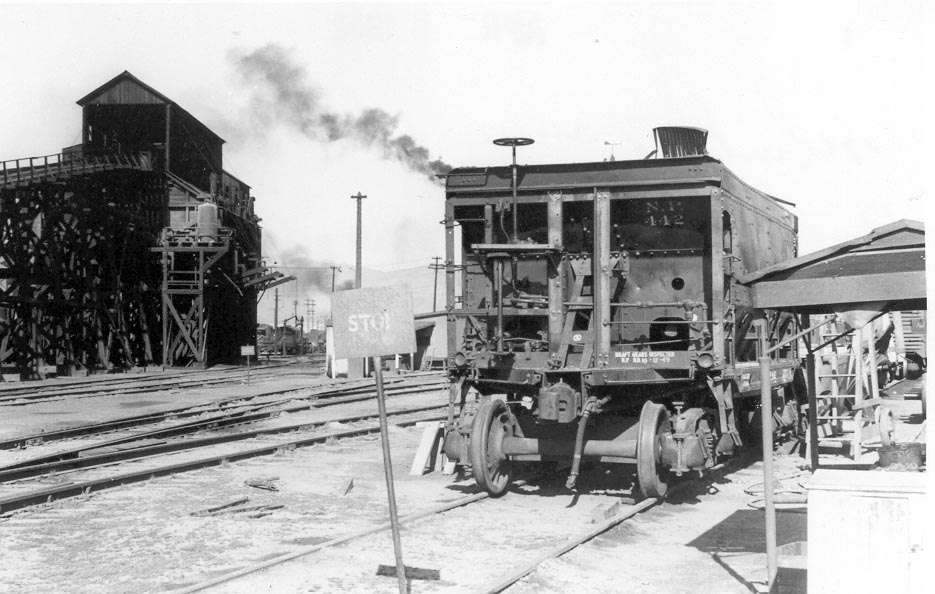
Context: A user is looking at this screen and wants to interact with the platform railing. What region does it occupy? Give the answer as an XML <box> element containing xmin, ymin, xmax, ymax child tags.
<box><xmin>160</xmin><ymin>225</ymin><xmax>234</xmax><ymax>246</ymax></box>
<box><xmin>0</xmin><ymin>151</ymin><xmax>153</xmax><ymax>186</ymax></box>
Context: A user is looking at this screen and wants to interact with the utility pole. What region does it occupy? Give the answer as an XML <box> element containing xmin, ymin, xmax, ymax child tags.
<box><xmin>429</xmin><ymin>256</ymin><xmax>444</xmax><ymax>312</ymax></box>
<box><xmin>330</xmin><ymin>265</ymin><xmax>341</xmax><ymax>292</ymax></box>
<box><xmin>351</xmin><ymin>192</ymin><xmax>366</xmax><ymax>289</ymax></box>
<box><xmin>305</xmin><ymin>298</ymin><xmax>315</xmax><ymax>329</ymax></box>
<box><xmin>349</xmin><ymin>192</ymin><xmax>367</xmax><ymax>379</ymax></box>
<box><xmin>273</xmin><ymin>288</ymin><xmax>280</xmax><ymax>329</ymax></box>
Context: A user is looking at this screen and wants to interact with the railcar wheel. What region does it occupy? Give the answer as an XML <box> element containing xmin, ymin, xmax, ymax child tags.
<box><xmin>637</xmin><ymin>401</ymin><xmax>672</xmax><ymax>498</ymax></box>
<box><xmin>470</xmin><ymin>399</ymin><xmax>515</xmax><ymax>497</ymax></box>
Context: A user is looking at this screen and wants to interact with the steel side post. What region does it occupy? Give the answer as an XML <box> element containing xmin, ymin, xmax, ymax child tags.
<box><xmin>373</xmin><ymin>356</ymin><xmax>408</xmax><ymax>594</ymax></box>
<box><xmin>759</xmin><ymin>356</ymin><xmax>777</xmax><ymax>591</ymax></box>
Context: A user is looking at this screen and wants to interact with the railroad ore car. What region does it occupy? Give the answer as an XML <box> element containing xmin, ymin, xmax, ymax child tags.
<box><xmin>441</xmin><ymin>128</ymin><xmax>801</xmax><ymax>497</ymax></box>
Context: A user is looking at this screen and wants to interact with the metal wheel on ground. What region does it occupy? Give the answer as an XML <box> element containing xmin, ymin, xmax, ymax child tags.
<box><xmin>470</xmin><ymin>399</ymin><xmax>515</xmax><ymax>497</ymax></box>
<box><xmin>637</xmin><ymin>401</ymin><xmax>672</xmax><ymax>498</ymax></box>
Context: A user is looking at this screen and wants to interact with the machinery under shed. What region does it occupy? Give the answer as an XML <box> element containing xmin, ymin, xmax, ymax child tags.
<box><xmin>0</xmin><ymin>71</ymin><xmax>287</xmax><ymax>378</ymax></box>
<box><xmin>740</xmin><ymin>219</ymin><xmax>926</xmax><ymax>594</ymax></box>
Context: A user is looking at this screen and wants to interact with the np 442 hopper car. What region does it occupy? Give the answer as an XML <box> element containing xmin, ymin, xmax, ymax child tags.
<box><xmin>441</xmin><ymin>128</ymin><xmax>803</xmax><ymax>497</ymax></box>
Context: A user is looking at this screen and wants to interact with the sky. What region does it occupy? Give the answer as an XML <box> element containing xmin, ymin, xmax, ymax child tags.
<box><xmin>0</xmin><ymin>1</ymin><xmax>930</xmax><ymax>325</ymax></box>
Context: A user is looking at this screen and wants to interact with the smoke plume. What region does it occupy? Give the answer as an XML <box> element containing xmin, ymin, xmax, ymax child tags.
<box><xmin>276</xmin><ymin>245</ymin><xmax>345</xmax><ymax>294</ymax></box>
<box><xmin>233</xmin><ymin>44</ymin><xmax>452</xmax><ymax>183</ymax></box>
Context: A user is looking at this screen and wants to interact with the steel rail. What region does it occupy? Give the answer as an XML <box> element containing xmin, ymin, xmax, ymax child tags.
<box><xmin>0</xmin><ymin>360</ymin><xmax>307</xmax><ymax>400</ymax></box>
<box><xmin>166</xmin><ymin>476</ymin><xmax>540</xmax><ymax>594</ymax></box>
<box><xmin>0</xmin><ymin>368</ymin><xmax>309</xmax><ymax>406</ymax></box>
<box><xmin>0</xmin><ymin>374</ymin><xmax>447</xmax><ymax>450</ymax></box>
<box><xmin>0</xmin><ymin>364</ymin><xmax>423</xmax><ymax>406</ymax></box>
<box><xmin>480</xmin><ymin>497</ymin><xmax>658</xmax><ymax>593</ymax></box>
<box><xmin>0</xmin><ymin>402</ymin><xmax>264</xmax><ymax>451</ymax></box>
<box><xmin>0</xmin><ymin>403</ymin><xmax>448</xmax><ymax>482</ymax></box>
<box><xmin>480</xmin><ymin>459</ymin><xmax>741</xmax><ymax>593</ymax></box>
<box><xmin>0</xmin><ymin>389</ymin><xmax>302</xmax><ymax>451</ymax></box>
<box><xmin>0</xmin><ymin>371</ymin><xmax>191</xmax><ymax>397</ymax></box>
<box><xmin>0</xmin><ymin>409</ymin><xmax>448</xmax><ymax>514</ymax></box>
<box><xmin>103</xmin><ymin>459</ymin><xmax>740</xmax><ymax>592</ymax></box>
<box><xmin>0</xmin><ymin>389</ymin><xmax>340</xmax><ymax>466</ymax></box>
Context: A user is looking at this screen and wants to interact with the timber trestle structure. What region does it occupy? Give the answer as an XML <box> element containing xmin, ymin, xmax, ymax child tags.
<box><xmin>0</xmin><ymin>147</ymin><xmax>282</xmax><ymax>378</ymax></box>
<box><xmin>0</xmin><ymin>70</ymin><xmax>290</xmax><ymax>379</ymax></box>
<box><xmin>0</xmin><ymin>151</ymin><xmax>165</xmax><ymax>378</ymax></box>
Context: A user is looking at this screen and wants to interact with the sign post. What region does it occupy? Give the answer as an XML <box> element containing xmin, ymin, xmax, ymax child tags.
<box><xmin>332</xmin><ymin>285</ymin><xmax>417</xmax><ymax>594</ymax></box>
<box><xmin>241</xmin><ymin>345</ymin><xmax>255</xmax><ymax>385</ymax></box>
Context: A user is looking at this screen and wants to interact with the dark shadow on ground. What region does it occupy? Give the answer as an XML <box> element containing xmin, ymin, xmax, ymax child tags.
<box><xmin>442</xmin><ymin>449</ymin><xmax>765</xmax><ymax>506</ymax></box>
<box><xmin>687</xmin><ymin>508</ymin><xmax>807</xmax><ymax>554</ymax></box>
<box><xmin>688</xmin><ymin>508</ymin><xmax>808</xmax><ymax>594</ymax></box>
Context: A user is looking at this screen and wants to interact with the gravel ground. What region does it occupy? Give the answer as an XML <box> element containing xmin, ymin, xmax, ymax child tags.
<box><xmin>0</xmin><ymin>369</ymin><xmax>926</xmax><ymax>594</ymax></box>
<box><xmin>0</xmin><ymin>423</ymin><xmax>809</xmax><ymax>594</ymax></box>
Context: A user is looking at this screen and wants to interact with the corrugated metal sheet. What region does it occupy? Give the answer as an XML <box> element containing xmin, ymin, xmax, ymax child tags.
<box><xmin>653</xmin><ymin>127</ymin><xmax>708</xmax><ymax>158</ymax></box>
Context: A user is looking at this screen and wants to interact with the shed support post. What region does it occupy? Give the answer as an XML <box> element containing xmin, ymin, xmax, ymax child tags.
<box><xmin>759</xmin><ymin>356</ymin><xmax>777</xmax><ymax>591</ymax></box>
<box><xmin>806</xmin><ymin>352</ymin><xmax>820</xmax><ymax>471</ymax></box>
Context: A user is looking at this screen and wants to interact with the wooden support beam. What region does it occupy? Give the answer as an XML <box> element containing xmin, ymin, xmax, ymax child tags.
<box><xmin>409</xmin><ymin>422</ymin><xmax>444</xmax><ymax>476</ymax></box>
<box><xmin>262</xmin><ymin>276</ymin><xmax>296</xmax><ymax>291</ymax></box>
<box><xmin>243</xmin><ymin>271</ymin><xmax>280</xmax><ymax>287</ymax></box>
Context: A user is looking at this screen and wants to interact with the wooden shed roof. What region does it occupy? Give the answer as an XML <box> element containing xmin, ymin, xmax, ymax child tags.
<box><xmin>740</xmin><ymin>219</ymin><xmax>926</xmax><ymax>313</ymax></box>
<box><xmin>76</xmin><ymin>70</ymin><xmax>224</xmax><ymax>144</ymax></box>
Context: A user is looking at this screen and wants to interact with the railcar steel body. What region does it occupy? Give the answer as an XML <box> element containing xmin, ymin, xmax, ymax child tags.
<box><xmin>442</xmin><ymin>129</ymin><xmax>802</xmax><ymax>497</ymax></box>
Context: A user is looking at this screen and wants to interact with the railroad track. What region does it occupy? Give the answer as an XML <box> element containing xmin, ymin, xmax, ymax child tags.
<box><xmin>0</xmin><ymin>359</ymin><xmax>322</xmax><ymax>406</ymax></box>
<box><xmin>0</xmin><ymin>371</ymin><xmax>449</xmax><ymax>514</ymax></box>
<box><xmin>165</xmin><ymin>459</ymin><xmax>740</xmax><ymax>594</ymax></box>
<box><xmin>0</xmin><ymin>361</ymin><xmax>304</xmax><ymax>398</ymax></box>
<box><xmin>170</xmin><ymin>478</ymin><xmax>661</xmax><ymax>594</ymax></box>
<box><xmin>0</xmin><ymin>402</ymin><xmax>447</xmax><ymax>514</ymax></box>
<box><xmin>0</xmin><ymin>371</ymin><xmax>448</xmax><ymax>450</ymax></box>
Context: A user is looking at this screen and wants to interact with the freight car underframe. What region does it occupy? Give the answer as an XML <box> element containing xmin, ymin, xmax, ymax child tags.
<box><xmin>443</xmin><ymin>356</ymin><xmax>801</xmax><ymax>498</ymax></box>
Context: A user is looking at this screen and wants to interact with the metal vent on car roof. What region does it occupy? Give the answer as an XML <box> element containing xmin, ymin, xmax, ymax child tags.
<box><xmin>653</xmin><ymin>126</ymin><xmax>708</xmax><ymax>158</ymax></box>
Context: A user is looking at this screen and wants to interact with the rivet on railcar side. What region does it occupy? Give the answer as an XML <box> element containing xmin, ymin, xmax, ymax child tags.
<box><xmin>441</xmin><ymin>128</ymin><xmax>803</xmax><ymax>497</ymax></box>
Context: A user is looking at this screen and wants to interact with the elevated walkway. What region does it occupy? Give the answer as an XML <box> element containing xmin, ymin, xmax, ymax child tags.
<box><xmin>1</xmin><ymin>151</ymin><xmax>153</xmax><ymax>188</ymax></box>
